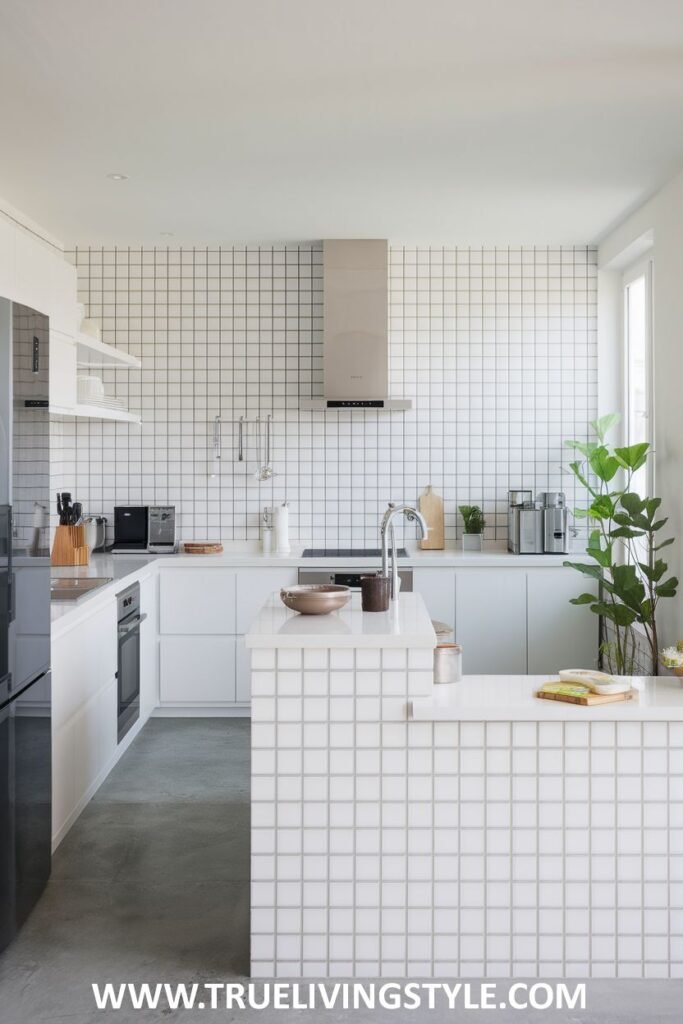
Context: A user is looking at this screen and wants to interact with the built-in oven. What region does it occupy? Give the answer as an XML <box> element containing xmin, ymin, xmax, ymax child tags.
<box><xmin>116</xmin><ymin>582</ymin><xmax>146</xmax><ymax>743</ymax></box>
<box><xmin>298</xmin><ymin>568</ymin><xmax>413</xmax><ymax>591</ymax></box>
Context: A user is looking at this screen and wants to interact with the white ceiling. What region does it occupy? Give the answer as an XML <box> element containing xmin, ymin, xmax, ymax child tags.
<box><xmin>2</xmin><ymin>0</ymin><xmax>683</xmax><ymax>246</ymax></box>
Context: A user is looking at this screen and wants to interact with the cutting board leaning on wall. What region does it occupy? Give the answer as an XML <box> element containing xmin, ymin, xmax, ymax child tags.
<box><xmin>418</xmin><ymin>485</ymin><xmax>445</xmax><ymax>549</ymax></box>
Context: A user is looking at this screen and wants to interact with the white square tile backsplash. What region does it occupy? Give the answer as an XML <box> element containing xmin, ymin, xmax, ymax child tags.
<box><xmin>52</xmin><ymin>245</ymin><xmax>597</xmax><ymax>544</ymax></box>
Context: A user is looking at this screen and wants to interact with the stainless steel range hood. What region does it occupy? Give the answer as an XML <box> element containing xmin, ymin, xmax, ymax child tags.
<box><xmin>301</xmin><ymin>239</ymin><xmax>411</xmax><ymax>411</ymax></box>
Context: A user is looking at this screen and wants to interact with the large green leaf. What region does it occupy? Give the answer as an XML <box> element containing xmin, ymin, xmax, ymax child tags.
<box><xmin>645</xmin><ymin>497</ymin><xmax>662</xmax><ymax>519</ymax></box>
<box><xmin>655</xmin><ymin>537</ymin><xmax>675</xmax><ymax>551</ymax></box>
<box><xmin>568</xmin><ymin>460</ymin><xmax>594</xmax><ymax>493</ymax></box>
<box><xmin>589</xmin><ymin>494</ymin><xmax>616</xmax><ymax>520</ymax></box>
<box><xmin>591</xmin><ymin>412</ymin><xmax>621</xmax><ymax>442</ymax></box>
<box><xmin>656</xmin><ymin>576</ymin><xmax>679</xmax><ymax>598</ymax></box>
<box><xmin>589</xmin><ymin>446</ymin><xmax>621</xmax><ymax>482</ymax></box>
<box><xmin>614</xmin><ymin>442</ymin><xmax>650</xmax><ymax>471</ymax></box>
<box><xmin>570</xmin><ymin>593</ymin><xmax>596</xmax><ymax>606</ymax></box>
<box><xmin>564</xmin><ymin>440</ymin><xmax>598</xmax><ymax>458</ymax></box>
<box><xmin>563</xmin><ymin>560</ymin><xmax>603</xmax><ymax>581</ymax></box>
<box><xmin>592</xmin><ymin>601</ymin><xmax>638</xmax><ymax>627</ymax></box>
<box><xmin>610</xmin><ymin>526</ymin><xmax>644</xmax><ymax>539</ymax></box>
<box><xmin>620</xmin><ymin>492</ymin><xmax>645</xmax><ymax>516</ymax></box>
<box><xmin>611</xmin><ymin>563</ymin><xmax>646</xmax><ymax>612</ymax></box>
<box><xmin>638</xmin><ymin>559</ymin><xmax>667</xmax><ymax>583</ymax></box>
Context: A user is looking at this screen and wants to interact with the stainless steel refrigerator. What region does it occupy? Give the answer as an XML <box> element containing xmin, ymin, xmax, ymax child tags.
<box><xmin>0</xmin><ymin>297</ymin><xmax>51</xmax><ymax>953</ymax></box>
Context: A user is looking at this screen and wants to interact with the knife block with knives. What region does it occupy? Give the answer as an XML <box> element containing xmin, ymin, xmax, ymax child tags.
<box><xmin>51</xmin><ymin>491</ymin><xmax>89</xmax><ymax>566</ymax></box>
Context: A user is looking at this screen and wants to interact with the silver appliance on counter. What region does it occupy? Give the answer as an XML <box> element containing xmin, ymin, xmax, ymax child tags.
<box><xmin>541</xmin><ymin>492</ymin><xmax>570</xmax><ymax>554</ymax></box>
<box><xmin>507</xmin><ymin>490</ymin><xmax>542</xmax><ymax>554</ymax></box>
<box><xmin>147</xmin><ymin>506</ymin><xmax>176</xmax><ymax>554</ymax></box>
<box><xmin>508</xmin><ymin>490</ymin><xmax>570</xmax><ymax>554</ymax></box>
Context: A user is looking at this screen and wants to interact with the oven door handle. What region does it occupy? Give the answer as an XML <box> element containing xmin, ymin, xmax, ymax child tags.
<box><xmin>118</xmin><ymin>612</ymin><xmax>147</xmax><ymax>636</ymax></box>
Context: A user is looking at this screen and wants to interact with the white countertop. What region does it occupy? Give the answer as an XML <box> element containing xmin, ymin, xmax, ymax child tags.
<box><xmin>245</xmin><ymin>591</ymin><xmax>437</xmax><ymax>649</ymax></box>
<box><xmin>410</xmin><ymin>674</ymin><xmax>683</xmax><ymax>721</ymax></box>
<box><xmin>50</xmin><ymin>543</ymin><xmax>575</xmax><ymax>630</ymax></box>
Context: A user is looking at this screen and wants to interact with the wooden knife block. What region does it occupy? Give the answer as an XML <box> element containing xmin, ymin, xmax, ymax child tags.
<box><xmin>51</xmin><ymin>525</ymin><xmax>90</xmax><ymax>566</ymax></box>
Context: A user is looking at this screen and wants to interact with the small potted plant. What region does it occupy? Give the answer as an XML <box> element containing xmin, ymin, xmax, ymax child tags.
<box><xmin>459</xmin><ymin>504</ymin><xmax>485</xmax><ymax>552</ymax></box>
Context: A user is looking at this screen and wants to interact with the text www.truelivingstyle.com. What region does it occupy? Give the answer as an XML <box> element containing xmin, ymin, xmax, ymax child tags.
<box><xmin>92</xmin><ymin>980</ymin><xmax>587</xmax><ymax>1012</ymax></box>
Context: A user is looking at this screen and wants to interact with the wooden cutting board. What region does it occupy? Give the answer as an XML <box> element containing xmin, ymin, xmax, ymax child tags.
<box><xmin>183</xmin><ymin>541</ymin><xmax>224</xmax><ymax>555</ymax></box>
<box><xmin>419</xmin><ymin>486</ymin><xmax>444</xmax><ymax>549</ymax></box>
<box><xmin>536</xmin><ymin>682</ymin><xmax>634</xmax><ymax>706</ymax></box>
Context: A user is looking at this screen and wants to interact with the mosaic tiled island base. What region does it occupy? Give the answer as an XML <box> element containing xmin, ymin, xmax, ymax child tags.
<box><xmin>247</xmin><ymin>593</ymin><xmax>683</xmax><ymax>979</ymax></box>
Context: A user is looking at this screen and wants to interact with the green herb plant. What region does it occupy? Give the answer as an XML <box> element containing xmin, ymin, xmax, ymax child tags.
<box><xmin>564</xmin><ymin>413</ymin><xmax>677</xmax><ymax>675</ymax></box>
<box><xmin>459</xmin><ymin>505</ymin><xmax>485</xmax><ymax>535</ymax></box>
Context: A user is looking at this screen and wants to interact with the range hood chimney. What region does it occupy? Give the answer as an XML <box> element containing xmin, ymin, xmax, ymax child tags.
<box><xmin>301</xmin><ymin>239</ymin><xmax>411</xmax><ymax>411</ymax></box>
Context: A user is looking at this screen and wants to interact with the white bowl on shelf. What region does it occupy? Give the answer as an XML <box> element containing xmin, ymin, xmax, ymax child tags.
<box><xmin>77</xmin><ymin>374</ymin><xmax>105</xmax><ymax>403</ymax></box>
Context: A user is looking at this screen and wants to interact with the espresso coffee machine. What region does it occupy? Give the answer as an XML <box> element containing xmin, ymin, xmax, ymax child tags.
<box><xmin>507</xmin><ymin>490</ymin><xmax>543</xmax><ymax>554</ymax></box>
<box><xmin>540</xmin><ymin>492</ymin><xmax>570</xmax><ymax>554</ymax></box>
<box><xmin>508</xmin><ymin>490</ymin><xmax>570</xmax><ymax>554</ymax></box>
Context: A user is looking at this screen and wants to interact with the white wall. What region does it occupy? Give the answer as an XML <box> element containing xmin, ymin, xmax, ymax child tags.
<box><xmin>599</xmin><ymin>169</ymin><xmax>683</xmax><ymax>642</ymax></box>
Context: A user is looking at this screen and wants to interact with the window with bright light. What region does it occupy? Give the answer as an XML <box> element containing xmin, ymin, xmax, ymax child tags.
<box><xmin>623</xmin><ymin>260</ymin><xmax>653</xmax><ymax>500</ymax></box>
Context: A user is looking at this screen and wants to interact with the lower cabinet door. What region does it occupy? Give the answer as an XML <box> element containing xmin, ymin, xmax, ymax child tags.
<box><xmin>412</xmin><ymin>568</ymin><xmax>456</xmax><ymax>630</ymax></box>
<box><xmin>235</xmin><ymin>637</ymin><xmax>250</xmax><ymax>703</ymax></box>
<box><xmin>527</xmin><ymin>568</ymin><xmax>598</xmax><ymax>674</ymax></box>
<box><xmin>159</xmin><ymin>636</ymin><xmax>236</xmax><ymax>703</ymax></box>
<box><xmin>455</xmin><ymin>569</ymin><xmax>527</xmax><ymax>673</ymax></box>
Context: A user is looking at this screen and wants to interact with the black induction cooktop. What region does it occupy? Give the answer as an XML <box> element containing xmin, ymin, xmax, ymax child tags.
<box><xmin>302</xmin><ymin>547</ymin><xmax>408</xmax><ymax>558</ymax></box>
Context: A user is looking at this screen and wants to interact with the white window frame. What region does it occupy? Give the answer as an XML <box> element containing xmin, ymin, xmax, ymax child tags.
<box><xmin>622</xmin><ymin>257</ymin><xmax>654</xmax><ymax>496</ymax></box>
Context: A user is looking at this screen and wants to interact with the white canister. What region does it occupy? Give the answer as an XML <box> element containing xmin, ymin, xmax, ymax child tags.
<box><xmin>274</xmin><ymin>502</ymin><xmax>290</xmax><ymax>555</ymax></box>
<box><xmin>261</xmin><ymin>527</ymin><xmax>273</xmax><ymax>555</ymax></box>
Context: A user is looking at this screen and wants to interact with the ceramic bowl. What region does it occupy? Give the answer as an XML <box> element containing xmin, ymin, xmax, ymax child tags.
<box><xmin>280</xmin><ymin>583</ymin><xmax>351</xmax><ymax>615</ymax></box>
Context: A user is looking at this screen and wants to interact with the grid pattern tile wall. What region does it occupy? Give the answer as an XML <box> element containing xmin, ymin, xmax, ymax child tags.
<box><xmin>251</xmin><ymin>645</ymin><xmax>683</xmax><ymax>979</ymax></box>
<box><xmin>55</xmin><ymin>246</ymin><xmax>598</xmax><ymax>544</ymax></box>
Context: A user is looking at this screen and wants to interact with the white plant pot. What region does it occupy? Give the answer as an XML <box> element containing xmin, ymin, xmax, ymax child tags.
<box><xmin>462</xmin><ymin>534</ymin><xmax>483</xmax><ymax>552</ymax></box>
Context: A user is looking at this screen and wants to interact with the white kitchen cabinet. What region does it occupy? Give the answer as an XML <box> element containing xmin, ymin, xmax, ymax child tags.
<box><xmin>49</xmin><ymin>332</ymin><xmax>77</xmax><ymax>413</ymax></box>
<box><xmin>159</xmin><ymin>568</ymin><xmax>236</xmax><ymax>635</ymax></box>
<box><xmin>159</xmin><ymin>636</ymin><xmax>236</xmax><ymax>703</ymax></box>
<box><xmin>527</xmin><ymin>568</ymin><xmax>598</xmax><ymax>674</ymax></box>
<box><xmin>139</xmin><ymin>572</ymin><xmax>158</xmax><ymax>717</ymax></box>
<box><xmin>235</xmin><ymin>568</ymin><xmax>298</xmax><ymax>633</ymax></box>
<box><xmin>235</xmin><ymin>637</ymin><xmax>250</xmax><ymax>703</ymax></box>
<box><xmin>412</xmin><ymin>568</ymin><xmax>456</xmax><ymax>629</ymax></box>
<box><xmin>455</xmin><ymin>568</ymin><xmax>527</xmax><ymax>673</ymax></box>
<box><xmin>51</xmin><ymin>599</ymin><xmax>118</xmax><ymax>846</ymax></box>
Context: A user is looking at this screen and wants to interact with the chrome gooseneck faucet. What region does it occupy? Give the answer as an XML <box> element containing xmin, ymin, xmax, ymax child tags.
<box><xmin>380</xmin><ymin>502</ymin><xmax>429</xmax><ymax>601</ymax></box>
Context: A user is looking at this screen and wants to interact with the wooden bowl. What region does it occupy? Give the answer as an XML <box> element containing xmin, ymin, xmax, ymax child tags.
<box><xmin>280</xmin><ymin>584</ymin><xmax>351</xmax><ymax>615</ymax></box>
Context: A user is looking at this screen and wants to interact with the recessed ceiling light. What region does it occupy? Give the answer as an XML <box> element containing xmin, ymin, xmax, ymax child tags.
<box><xmin>107</xmin><ymin>173</ymin><xmax>128</xmax><ymax>181</ymax></box>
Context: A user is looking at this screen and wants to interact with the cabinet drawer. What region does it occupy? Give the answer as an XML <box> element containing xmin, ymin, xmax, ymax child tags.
<box><xmin>159</xmin><ymin>569</ymin><xmax>236</xmax><ymax>634</ymax></box>
<box><xmin>159</xmin><ymin>636</ymin><xmax>236</xmax><ymax>703</ymax></box>
<box><xmin>234</xmin><ymin>568</ymin><xmax>298</xmax><ymax>633</ymax></box>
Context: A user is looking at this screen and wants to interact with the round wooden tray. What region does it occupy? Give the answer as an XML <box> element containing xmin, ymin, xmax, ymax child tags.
<box><xmin>183</xmin><ymin>541</ymin><xmax>224</xmax><ymax>555</ymax></box>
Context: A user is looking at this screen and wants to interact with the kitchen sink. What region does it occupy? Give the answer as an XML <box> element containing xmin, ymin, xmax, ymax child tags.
<box><xmin>50</xmin><ymin>577</ymin><xmax>113</xmax><ymax>600</ymax></box>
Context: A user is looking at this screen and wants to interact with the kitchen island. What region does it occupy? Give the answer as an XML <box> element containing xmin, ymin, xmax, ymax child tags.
<box><xmin>246</xmin><ymin>591</ymin><xmax>683</xmax><ymax>980</ymax></box>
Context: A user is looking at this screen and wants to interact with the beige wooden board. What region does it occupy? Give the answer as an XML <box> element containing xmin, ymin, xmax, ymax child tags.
<box><xmin>419</xmin><ymin>486</ymin><xmax>444</xmax><ymax>549</ymax></box>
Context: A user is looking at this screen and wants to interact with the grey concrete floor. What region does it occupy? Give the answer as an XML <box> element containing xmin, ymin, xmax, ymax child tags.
<box><xmin>1</xmin><ymin>718</ymin><xmax>682</xmax><ymax>1023</ymax></box>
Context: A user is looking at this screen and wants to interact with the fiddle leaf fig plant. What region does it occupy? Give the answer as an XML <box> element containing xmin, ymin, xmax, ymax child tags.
<box><xmin>564</xmin><ymin>413</ymin><xmax>678</xmax><ymax>675</ymax></box>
